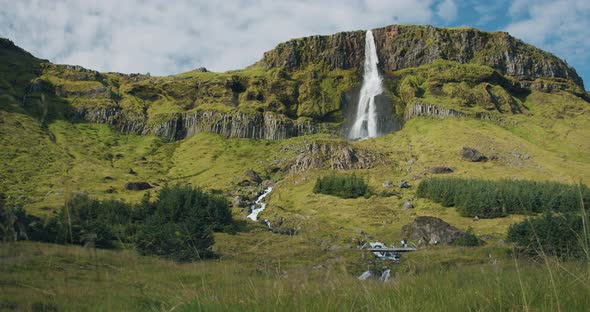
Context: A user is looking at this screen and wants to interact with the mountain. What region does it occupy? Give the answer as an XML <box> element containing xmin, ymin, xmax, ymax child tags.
<box><xmin>0</xmin><ymin>23</ymin><xmax>589</xmax><ymax>217</ymax></box>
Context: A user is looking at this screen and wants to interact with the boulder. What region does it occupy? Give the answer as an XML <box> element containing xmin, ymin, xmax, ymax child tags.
<box><xmin>399</xmin><ymin>180</ymin><xmax>410</xmax><ymax>188</ymax></box>
<box><xmin>402</xmin><ymin>200</ymin><xmax>414</xmax><ymax>210</ymax></box>
<box><xmin>427</xmin><ymin>166</ymin><xmax>454</xmax><ymax>174</ymax></box>
<box><xmin>383</xmin><ymin>180</ymin><xmax>394</xmax><ymax>187</ymax></box>
<box><xmin>244</xmin><ymin>169</ymin><xmax>262</xmax><ymax>184</ymax></box>
<box><xmin>401</xmin><ymin>216</ymin><xmax>465</xmax><ymax>245</ymax></box>
<box><xmin>461</xmin><ymin>148</ymin><xmax>488</xmax><ymax>162</ymax></box>
<box><xmin>124</xmin><ymin>182</ymin><xmax>152</xmax><ymax>191</ymax></box>
<box><xmin>232</xmin><ymin>196</ymin><xmax>247</xmax><ymax>208</ymax></box>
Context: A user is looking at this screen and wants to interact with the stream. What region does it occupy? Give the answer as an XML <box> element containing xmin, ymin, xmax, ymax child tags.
<box><xmin>247</xmin><ymin>187</ymin><xmax>273</xmax><ymax>222</ymax></box>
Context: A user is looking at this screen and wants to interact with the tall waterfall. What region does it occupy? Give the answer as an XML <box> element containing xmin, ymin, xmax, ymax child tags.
<box><xmin>348</xmin><ymin>30</ymin><xmax>383</xmax><ymax>140</ymax></box>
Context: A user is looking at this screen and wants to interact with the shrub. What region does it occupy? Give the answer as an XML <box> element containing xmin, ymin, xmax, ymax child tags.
<box><xmin>134</xmin><ymin>184</ymin><xmax>230</xmax><ymax>261</ymax></box>
<box><xmin>507</xmin><ymin>213</ymin><xmax>589</xmax><ymax>259</ymax></box>
<box><xmin>452</xmin><ymin>228</ymin><xmax>484</xmax><ymax>247</ymax></box>
<box><xmin>44</xmin><ymin>193</ymin><xmax>134</xmax><ymax>248</ymax></box>
<box><xmin>313</xmin><ymin>174</ymin><xmax>369</xmax><ymax>199</ymax></box>
<box><xmin>0</xmin><ymin>193</ymin><xmax>42</xmax><ymax>242</ymax></box>
<box><xmin>417</xmin><ymin>178</ymin><xmax>589</xmax><ymax>218</ymax></box>
<box><xmin>25</xmin><ymin>184</ymin><xmax>231</xmax><ymax>262</ymax></box>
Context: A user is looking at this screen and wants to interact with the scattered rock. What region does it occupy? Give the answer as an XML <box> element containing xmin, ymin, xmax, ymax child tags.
<box><xmin>103</xmin><ymin>176</ymin><xmax>115</xmax><ymax>181</ymax></box>
<box><xmin>473</xmin><ymin>216</ymin><xmax>480</xmax><ymax>221</ymax></box>
<box><xmin>383</xmin><ymin>180</ymin><xmax>394</xmax><ymax>187</ymax></box>
<box><xmin>195</xmin><ymin>67</ymin><xmax>208</xmax><ymax>72</ymax></box>
<box><xmin>427</xmin><ymin>166</ymin><xmax>454</xmax><ymax>174</ymax></box>
<box><xmin>105</xmin><ymin>187</ymin><xmax>116</xmax><ymax>194</ymax></box>
<box><xmin>513</xmin><ymin>151</ymin><xmax>530</xmax><ymax>160</ymax></box>
<box><xmin>232</xmin><ymin>196</ymin><xmax>247</xmax><ymax>208</ymax></box>
<box><xmin>127</xmin><ymin>168</ymin><xmax>137</xmax><ymax>175</ymax></box>
<box><xmin>261</xmin><ymin>179</ymin><xmax>275</xmax><ymax>188</ymax></box>
<box><xmin>244</xmin><ymin>169</ymin><xmax>262</xmax><ymax>184</ymax></box>
<box><xmin>124</xmin><ymin>182</ymin><xmax>152</xmax><ymax>191</ymax></box>
<box><xmin>497</xmin><ymin>239</ymin><xmax>505</xmax><ymax>246</ymax></box>
<box><xmin>403</xmin><ymin>200</ymin><xmax>414</xmax><ymax>210</ymax></box>
<box><xmin>272</xmin><ymin>227</ymin><xmax>298</xmax><ymax>236</ymax></box>
<box><xmin>399</xmin><ymin>180</ymin><xmax>410</xmax><ymax>189</ymax></box>
<box><xmin>355</xmin><ymin>229</ymin><xmax>366</xmax><ymax>236</ymax></box>
<box><xmin>482</xmin><ymin>234</ymin><xmax>493</xmax><ymax>240</ymax></box>
<box><xmin>401</xmin><ymin>216</ymin><xmax>465</xmax><ymax>245</ymax></box>
<box><xmin>460</xmin><ymin>147</ymin><xmax>488</xmax><ymax>162</ymax></box>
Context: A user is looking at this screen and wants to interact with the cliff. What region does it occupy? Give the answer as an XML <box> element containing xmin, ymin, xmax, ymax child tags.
<box><xmin>262</xmin><ymin>25</ymin><xmax>584</xmax><ymax>89</ymax></box>
<box><xmin>1</xmin><ymin>24</ymin><xmax>588</xmax><ymax>143</ymax></box>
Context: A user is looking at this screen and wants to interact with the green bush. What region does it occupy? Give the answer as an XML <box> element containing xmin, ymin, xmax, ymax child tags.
<box><xmin>417</xmin><ymin>178</ymin><xmax>589</xmax><ymax>218</ymax></box>
<box><xmin>507</xmin><ymin>213</ymin><xmax>589</xmax><ymax>259</ymax></box>
<box><xmin>0</xmin><ymin>193</ymin><xmax>43</xmax><ymax>242</ymax></box>
<box><xmin>18</xmin><ymin>184</ymin><xmax>231</xmax><ymax>262</ymax></box>
<box><xmin>313</xmin><ymin>174</ymin><xmax>369</xmax><ymax>199</ymax></box>
<box><xmin>134</xmin><ymin>184</ymin><xmax>230</xmax><ymax>261</ymax></box>
<box><xmin>452</xmin><ymin>228</ymin><xmax>484</xmax><ymax>247</ymax></box>
<box><xmin>44</xmin><ymin>193</ymin><xmax>134</xmax><ymax>248</ymax></box>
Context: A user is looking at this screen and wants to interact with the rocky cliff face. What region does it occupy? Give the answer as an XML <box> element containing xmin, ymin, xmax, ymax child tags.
<box><xmin>261</xmin><ymin>31</ymin><xmax>366</xmax><ymax>72</ymax></box>
<box><xmin>68</xmin><ymin>106</ymin><xmax>326</xmax><ymax>141</ymax></box>
<box><xmin>276</xmin><ymin>141</ymin><xmax>387</xmax><ymax>172</ymax></box>
<box><xmin>404</xmin><ymin>101</ymin><xmax>465</xmax><ymax>120</ymax></box>
<box><xmin>2</xmin><ymin>24</ymin><xmax>588</xmax><ymax>143</ymax></box>
<box><xmin>262</xmin><ymin>25</ymin><xmax>583</xmax><ymax>89</ymax></box>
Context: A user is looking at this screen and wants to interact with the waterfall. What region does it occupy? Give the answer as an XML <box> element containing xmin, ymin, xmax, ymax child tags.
<box><xmin>247</xmin><ymin>187</ymin><xmax>273</xmax><ymax>221</ymax></box>
<box><xmin>348</xmin><ymin>30</ymin><xmax>383</xmax><ymax>140</ymax></box>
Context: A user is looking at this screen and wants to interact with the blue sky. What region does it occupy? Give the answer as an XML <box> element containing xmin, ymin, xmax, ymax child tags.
<box><xmin>0</xmin><ymin>0</ymin><xmax>588</xmax><ymax>89</ymax></box>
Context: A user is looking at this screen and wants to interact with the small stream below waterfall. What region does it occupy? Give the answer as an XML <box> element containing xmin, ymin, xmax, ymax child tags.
<box><xmin>247</xmin><ymin>187</ymin><xmax>273</xmax><ymax>222</ymax></box>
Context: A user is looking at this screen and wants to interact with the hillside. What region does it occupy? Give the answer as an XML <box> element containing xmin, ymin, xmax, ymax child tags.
<box><xmin>1</xmin><ymin>24</ymin><xmax>590</xmax><ymax>310</ymax></box>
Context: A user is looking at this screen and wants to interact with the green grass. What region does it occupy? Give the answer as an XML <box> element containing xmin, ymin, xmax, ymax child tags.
<box><xmin>1</xmin><ymin>241</ymin><xmax>589</xmax><ymax>311</ymax></box>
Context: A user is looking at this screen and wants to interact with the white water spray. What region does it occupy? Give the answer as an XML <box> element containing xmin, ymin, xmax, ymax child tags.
<box><xmin>358</xmin><ymin>270</ymin><xmax>372</xmax><ymax>281</ymax></box>
<box><xmin>349</xmin><ymin>30</ymin><xmax>383</xmax><ymax>140</ymax></box>
<box><xmin>247</xmin><ymin>187</ymin><xmax>273</xmax><ymax>221</ymax></box>
<box><xmin>379</xmin><ymin>269</ymin><xmax>391</xmax><ymax>282</ymax></box>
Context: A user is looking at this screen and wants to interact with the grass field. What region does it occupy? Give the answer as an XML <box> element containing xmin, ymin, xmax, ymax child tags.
<box><xmin>1</xmin><ymin>242</ymin><xmax>589</xmax><ymax>311</ymax></box>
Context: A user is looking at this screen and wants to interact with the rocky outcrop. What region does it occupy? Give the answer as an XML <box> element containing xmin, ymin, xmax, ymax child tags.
<box><xmin>404</xmin><ymin>102</ymin><xmax>464</xmax><ymax>120</ymax></box>
<box><xmin>261</xmin><ymin>31</ymin><xmax>366</xmax><ymax>71</ymax></box>
<box><xmin>461</xmin><ymin>147</ymin><xmax>488</xmax><ymax>162</ymax></box>
<box><xmin>262</xmin><ymin>25</ymin><xmax>583</xmax><ymax>89</ymax></box>
<box><xmin>124</xmin><ymin>182</ymin><xmax>152</xmax><ymax>191</ymax></box>
<box><xmin>427</xmin><ymin>166</ymin><xmax>454</xmax><ymax>174</ymax></box>
<box><xmin>67</xmin><ymin>106</ymin><xmax>328</xmax><ymax>141</ymax></box>
<box><xmin>243</xmin><ymin>169</ymin><xmax>262</xmax><ymax>185</ymax></box>
<box><xmin>401</xmin><ymin>216</ymin><xmax>465</xmax><ymax>245</ymax></box>
<box><xmin>279</xmin><ymin>141</ymin><xmax>386</xmax><ymax>172</ymax></box>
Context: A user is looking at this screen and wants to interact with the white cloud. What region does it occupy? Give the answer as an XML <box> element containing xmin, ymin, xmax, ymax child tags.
<box><xmin>436</xmin><ymin>0</ymin><xmax>458</xmax><ymax>22</ymax></box>
<box><xmin>0</xmin><ymin>0</ymin><xmax>439</xmax><ymax>76</ymax></box>
<box><xmin>505</xmin><ymin>0</ymin><xmax>590</xmax><ymax>66</ymax></box>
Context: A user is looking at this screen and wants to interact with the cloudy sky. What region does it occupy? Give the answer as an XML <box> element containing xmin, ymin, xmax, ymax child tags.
<box><xmin>1</xmin><ymin>0</ymin><xmax>588</xmax><ymax>89</ymax></box>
